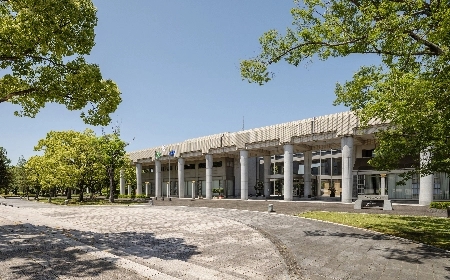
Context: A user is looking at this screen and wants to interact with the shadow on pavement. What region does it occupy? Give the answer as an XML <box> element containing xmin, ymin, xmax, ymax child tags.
<box><xmin>0</xmin><ymin>222</ymin><xmax>199</xmax><ymax>280</ymax></box>
<box><xmin>63</xmin><ymin>229</ymin><xmax>200</xmax><ymax>261</ymax></box>
<box><xmin>303</xmin><ymin>229</ymin><xmax>450</xmax><ymax>265</ymax></box>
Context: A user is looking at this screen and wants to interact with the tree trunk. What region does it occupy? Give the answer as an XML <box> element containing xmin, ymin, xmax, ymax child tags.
<box><xmin>79</xmin><ymin>189</ymin><xmax>84</xmax><ymax>202</ymax></box>
<box><xmin>66</xmin><ymin>188</ymin><xmax>72</xmax><ymax>199</ymax></box>
<box><xmin>34</xmin><ymin>187</ymin><xmax>40</xmax><ymax>199</ymax></box>
<box><xmin>109</xmin><ymin>168</ymin><xmax>115</xmax><ymax>203</ymax></box>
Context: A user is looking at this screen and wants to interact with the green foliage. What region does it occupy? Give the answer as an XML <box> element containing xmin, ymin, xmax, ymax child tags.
<box><xmin>118</xmin><ymin>194</ymin><xmax>147</xmax><ymax>199</ymax></box>
<box><xmin>430</xmin><ymin>202</ymin><xmax>450</xmax><ymax>209</ymax></box>
<box><xmin>0</xmin><ymin>147</ymin><xmax>12</xmax><ymax>194</ymax></box>
<box><xmin>300</xmin><ymin>211</ymin><xmax>450</xmax><ymax>250</ymax></box>
<box><xmin>11</xmin><ymin>156</ymin><xmax>31</xmax><ymax>195</ymax></box>
<box><xmin>212</xmin><ymin>188</ymin><xmax>224</xmax><ymax>194</ymax></box>
<box><xmin>242</xmin><ymin>0</ymin><xmax>450</xmax><ymax>176</ymax></box>
<box><xmin>98</xmin><ymin>127</ymin><xmax>128</xmax><ymax>202</ymax></box>
<box><xmin>254</xmin><ymin>181</ymin><xmax>264</xmax><ymax>191</ymax></box>
<box><xmin>275</xmin><ymin>180</ymin><xmax>283</xmax><ymax>194</ymax></box>
<box><xmin>29</xmin><ymin>129</ymin><xmax>129</xmax><ymax>202</ymax></box>
<box><xmin>0</xmin><ymin>0</ymin><xmax>121</xmax><ymax>126</ymax></box>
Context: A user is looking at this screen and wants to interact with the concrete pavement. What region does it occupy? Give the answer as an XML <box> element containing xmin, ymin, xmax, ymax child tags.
<box><xmin>0</xmin><ymin>197</ymin><xmax>448</xmax><ymax>279</ymax></box>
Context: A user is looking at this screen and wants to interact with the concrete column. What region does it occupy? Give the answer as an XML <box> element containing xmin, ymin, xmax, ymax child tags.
<box><xmin>240</xmin><ymin>150</ymin><xmax>249</xmax><ymax>200</ymax></box>
<box><xmin>341</xmin><ymin>136</ymin><xmax>354</xmax><ymax>203</ymax></box>
<box><xmin>155</xmin><ymin>160</ymin><xmax>161</xmax><ymax>197</ymax></box>
<box><xmin>380</xmin><ymin>174</ymin><xmax>386</xmax><ymax>196</ymax></box>
<box><xmin>120</xmin><ymin>169</ymin><xmax>125</xmax><ymax>195</ymax></box>
<box><xmin>136</xmin><ymin>163</ymin><xmax>142</xmax><ymax>195</ymax></box>
<box><xmin>205</xmin><ymin>154</ymin><xmax>213</xmax><ymax>199</ymax></box>
<box><xmin>263</xmin><ymin>155</ymin><xmax>271</xmax><ymax>198</ymax></box>
<box><xmin>284</xmin><ymin>144</ymin><xmax>294</xmax><ymax>201</ymax></box>
<box><xmin>145</xmin><ymin>182</ymin><xmax>149</xmax><ymax>197</ymax></box>
<box><xmin>419</xmin><ymin>150</ymin><xmax>434</xmax><ymax>206</ymax></box>
<box><xmin>127</xmin><ymin>185</ymin><xmax>131</xmax><ymax>196</ymax></box>
<box><xmin>178</xmin><ymin>158</ymin><xmax>185</xmax><ymax>198</ymax></box>
<box><xmin>191</xmin><ymin>181</ymin><xmax>196</xmax><ymax>199</ymax></box>
<box><xmin>304</xmin><ymin>151</ymin><xmax>312</xmax><ymax>198</ymax></box>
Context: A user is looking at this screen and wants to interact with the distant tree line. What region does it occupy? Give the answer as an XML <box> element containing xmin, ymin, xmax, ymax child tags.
<box><xmin>0</xmin><ymin>129</ymin><xmax>135</xmax><ymax>202</ymax></box>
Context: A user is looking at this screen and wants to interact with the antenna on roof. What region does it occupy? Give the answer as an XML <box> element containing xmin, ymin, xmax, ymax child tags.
<box><xmin>242</xmin><ymin>116</ymin><xmax>244</xmax><ymax>131</ymax></box>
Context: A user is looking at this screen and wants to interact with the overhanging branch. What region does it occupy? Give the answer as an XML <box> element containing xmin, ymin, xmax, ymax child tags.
<box><xmin>0</xmin><ymin>88</ymin><xmax>36</xmax><ymax>103</ymax></box>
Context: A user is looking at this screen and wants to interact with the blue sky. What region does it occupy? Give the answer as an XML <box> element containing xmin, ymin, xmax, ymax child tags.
<box><xmin>2</xmin><ymin>0</ymin><xmax>379</xmax><ymax>164</ymax></box>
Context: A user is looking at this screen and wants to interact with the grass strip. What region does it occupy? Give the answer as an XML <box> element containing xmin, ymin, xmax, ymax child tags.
<box><xmin>41</xmin><ymin>198</ymin><xmax>148</xmax><ymax>206</ymax></box>
<box><xmin>299</xmin><ymin>211</ymin><xmax>450</xmax><ymax>251</ymax></box>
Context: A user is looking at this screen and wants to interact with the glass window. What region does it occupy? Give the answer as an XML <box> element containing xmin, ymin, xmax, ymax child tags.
<box><xmin>362</xmin><ymin>149</ymin><xmax>375</xmax><ymax>158</ymax></box>
<box><xmin>332</xmin><ymin>149</ymin><xmax>341</xmax><ymax>155</ymax></box>
<box><xmin>332</xmin><ymin>158</ymin><xmax>342</xmax><ymax>175</ymax></box>
<box><xmin>184</xmin><ymin>164</ymin><xmax>195</xmax><ymax>170</ymax></box>
<box><xmin>213</xmin><ymin>161</ymin><xmax>222</xmax><ymax>167</ymax></box>
<box><xmin>357</xmin><ymin>175</ymin><xmax>365</xmax><ymax>195</ymax></box>
<box><xmin>412</xmin><ymin>173</ymin><xmax>419</xmax><ymax>198</ymax></box>
<box><xmin>321</xmin><ymin>158</ymin><xmax>331</xmax><ymax>175</ymax></box>
<box><xmin>434</xmin><ymin>175</ymin><xmax>441</xmax><ymax>195</ymax></box>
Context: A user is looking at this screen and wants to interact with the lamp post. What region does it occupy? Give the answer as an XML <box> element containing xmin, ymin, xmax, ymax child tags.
<box><xmin>168</xmin><ymin>149</ymin><xmax>175</xmax><ymax>198</ymax></box>
<box><xmin>168</xmin><ymin>156</ymin><xmax>170</xmax><ymax>198</ymax></box>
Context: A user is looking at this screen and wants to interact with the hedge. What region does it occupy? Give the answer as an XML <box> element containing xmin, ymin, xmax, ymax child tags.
<box><xmin>430</xmin><ymin>202</ymin><xmax>450</xmax><ymax>209</ymax></box>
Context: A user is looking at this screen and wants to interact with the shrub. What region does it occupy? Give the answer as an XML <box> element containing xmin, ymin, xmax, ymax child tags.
<box><xmin>430</xmin><ymin>202</ymin><xmax>450</xmax><ymax>209</ymax></box>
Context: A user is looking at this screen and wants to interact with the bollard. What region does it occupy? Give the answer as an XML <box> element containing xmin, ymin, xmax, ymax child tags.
<box><xmin>169</xmin><ymin>197</ymin><xmax>172</xmax><ymax>201</ymax></box>
<box><xmin>149</xmin><ymin>199</ymin><xmax>153</xmax><ymax>206</ymax></box>
<box><xmin>161</xmin><ymin>197</ymin><xmax>164</xmax><ymax>201</ymax></box>
<box><xmin>268</xmin><ymin>204</ymin><xmax>274</xmax><ymax>213</ymax></box>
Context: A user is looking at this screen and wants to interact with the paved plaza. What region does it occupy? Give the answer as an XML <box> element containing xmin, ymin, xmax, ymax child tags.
<box><xmin>0</xmin><ymin>197</ymin><xmax>448</xmax><ymax>279</ymax></box>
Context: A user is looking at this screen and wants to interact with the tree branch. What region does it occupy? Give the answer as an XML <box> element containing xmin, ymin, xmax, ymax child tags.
<box><xmin>407</xmin><ymin>31</ymin><xmax>443</xmax><ymax>55</ymax></box>
<box><xmin>268</xmin><ymin>38</ymin><xmax>367</xmax><ymax>65</ymax></box>
<box><xmin>0</xmin><ymin>88</ymin><xmax>36</xmax><ymax>103</ymax></box>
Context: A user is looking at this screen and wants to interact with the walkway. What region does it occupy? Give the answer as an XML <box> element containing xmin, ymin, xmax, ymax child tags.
<box><xmin>0</xmin><ymin>197</ymin><xmax>448</xmax><ymax>279</ymax></box>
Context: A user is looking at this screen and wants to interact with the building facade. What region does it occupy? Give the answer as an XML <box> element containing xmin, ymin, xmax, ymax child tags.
<box><xmin>126</xmin><ymin>111</ymin><xmax>449</xmax><ymax>205</ymax></box>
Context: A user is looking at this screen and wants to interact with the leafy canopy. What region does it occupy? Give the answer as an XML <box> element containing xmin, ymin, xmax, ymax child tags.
<box><xmin>0</xmin><ymin>0</ymin><xmax>121</xmax><ymax>125</ymax></box>
<box><xmin>31</xmin><ymin>129</ymin><xmax>129</xmax><ymax>201</ymax></box>
<box><xmin>0</xmin><ymin>147</ymin><xmax>12</xmax><ymax>193</ymax></box>
<box><xmin>241</xmin><ymin>0</ymin><xmax>450</xmax><ymax>175</ymax></box>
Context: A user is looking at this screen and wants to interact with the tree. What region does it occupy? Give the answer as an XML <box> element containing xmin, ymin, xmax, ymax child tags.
<box><xmin>0</xmin><ymin>0</ymin><xmax>121</xmax><ymax>126</ymax></box>
<box><xmin>241</xmin><ymin>0</ymin><xmax>450</xmax><ymax>177</ymax></box>
<box><xmin>34</xmin><ymin>129</ymin><xmax>102</xmax><ymax>201</ymax></box>
<box><xmin>25</xmin><ymin>155</ymin><xmax>47</xmax><ymax>198</ymax></box>
<box><xmin>98</xmin><ymin>128</ymin><xmax>128</xmax><ymax>203</ymax></box>
<box><xmin>33</xmin><ymin>129</ymin><xmax>129</xmax><ymax>202</ymax></box>
<box><xmin>11</xmin><ymin>155</ymin><xmax>30</xmax><ymax>196</ymax></box>
<box><xmin>0</xmin><ymin>147</ymin><xmax>12</xmax><ymax>194</ymax></box>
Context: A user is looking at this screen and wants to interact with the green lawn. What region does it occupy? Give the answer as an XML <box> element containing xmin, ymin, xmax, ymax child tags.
<box><xmin>299</xmin><ymin>211</ymin><xmax>450</xmax><ymax>250</ymax></box>
<box><xmin>42</xmin><ymin>197</ymin><xmax>148</xmax><ymax>206</ymax></box>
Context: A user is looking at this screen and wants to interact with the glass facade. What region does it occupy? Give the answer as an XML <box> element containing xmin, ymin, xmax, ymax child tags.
<box><xmin>138</xmin><ymin>150</ymin><xmax>450</xmax><ymax>202</ymax></box>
